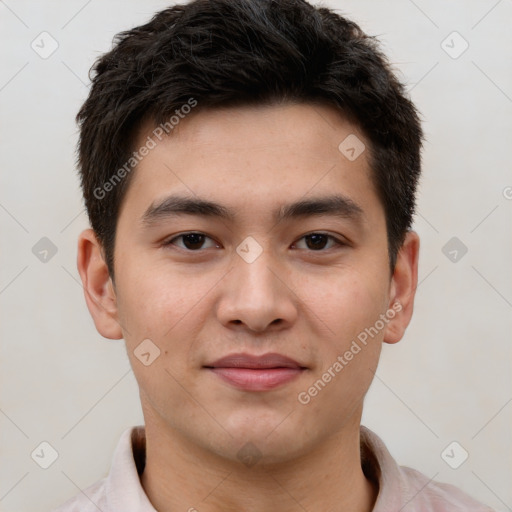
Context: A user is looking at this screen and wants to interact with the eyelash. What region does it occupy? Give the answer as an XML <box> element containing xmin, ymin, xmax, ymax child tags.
<box><xmin>162</xmin><ymin>231</ymin><xmax>346</xmax><ymax>252</ymax></box>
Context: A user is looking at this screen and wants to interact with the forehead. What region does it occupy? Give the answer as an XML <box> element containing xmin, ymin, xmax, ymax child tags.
<box><xmin>120</xmin><ymin>102</ymin><xmax>383</xmax><ymax>224</ymax></box>
<box><xmin>144</xmin><ymin>102</ymin><xmax>366</xmax><ymax>163</ymax></box>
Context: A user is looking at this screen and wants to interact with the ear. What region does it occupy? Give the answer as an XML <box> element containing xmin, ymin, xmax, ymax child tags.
<box><xmin>77</xmin><ymin>228</ymin><xmax>123</xmax><ymax>340</ymax></box>
<box><xmin>383</xmin><ymin>230</ymin><xmax>420</xmax><ymax>345</ymax></box>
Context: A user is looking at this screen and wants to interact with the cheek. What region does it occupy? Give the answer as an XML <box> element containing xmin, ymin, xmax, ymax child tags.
<box><xmin>295</xmin><ymin>272</ymin><xmax>386</xmax><ymax>424</ymax></box>
<box><xmin>115</xmin><ymin>256</ymin><xmax>210</xmax><ymax>342</ymax></box>
<box><xmin>302</xmin><ymin>267</ymin><xmax>389</xmax><ymax>344</ymax></box>
<box><xmin>115</xmin><ymin>258</ymin><xmax>235</xmax><ymax>385</ymax></box>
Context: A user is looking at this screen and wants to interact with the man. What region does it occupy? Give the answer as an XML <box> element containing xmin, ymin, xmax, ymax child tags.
<box><xmin>54</xmin><ymin>0</ymin><xmax>495</xmax><ymax>510</ymax></box>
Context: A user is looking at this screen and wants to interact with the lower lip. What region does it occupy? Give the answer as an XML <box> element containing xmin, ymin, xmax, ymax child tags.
<box><xmin>208</xmin><ymin>367</ymin><xmax>304</xmax><ymax>391</ymax></box>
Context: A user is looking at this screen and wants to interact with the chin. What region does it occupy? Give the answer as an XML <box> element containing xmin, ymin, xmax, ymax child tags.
<box><xmin>214</xmin><ymin>416</ymin><xmax>313</xmax><ymax>465</ymax></box>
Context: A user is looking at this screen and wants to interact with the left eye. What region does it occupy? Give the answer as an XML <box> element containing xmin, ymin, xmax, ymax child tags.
<box><xmin>293</xmin><ymin>233</ymin><xmax>343</xmax><ymax>251</ymax></box>
<box><xmin>165</xmin><ymin>232</ymin><xmax>218</xmax><ymax>251</ymax></box>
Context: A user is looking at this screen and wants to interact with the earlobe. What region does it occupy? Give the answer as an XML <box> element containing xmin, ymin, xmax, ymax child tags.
<box><xmin>77</xmin><ymin>228</ymin><xmax>123</xmax><ymax>340</ymax></box>
<box><xmin>383</xmin><ymin>230</ymin><xmax>420</xmax><ymax>345</ymax></box>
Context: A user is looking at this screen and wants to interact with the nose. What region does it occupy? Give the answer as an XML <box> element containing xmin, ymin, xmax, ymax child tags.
<box><xmin>215</xmin><ymin>247</ymin><xmax>298</xmax><ymax>333</ymax></box>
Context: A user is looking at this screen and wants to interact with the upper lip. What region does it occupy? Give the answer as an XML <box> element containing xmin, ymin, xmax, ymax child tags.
<box><xmin>205</xmin><ymin>352</ymin><xmax>305</xmax><ymax>369</ymax></box>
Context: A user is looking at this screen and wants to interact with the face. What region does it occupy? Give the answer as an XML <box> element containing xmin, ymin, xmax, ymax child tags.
<box><xmin>79</xmin><ymin>102</ymin><xmax>418</xmax><ymax>465</ymax></box>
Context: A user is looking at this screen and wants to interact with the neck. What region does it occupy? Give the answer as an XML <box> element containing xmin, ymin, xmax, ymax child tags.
<box><xmin>140</xmin><ymin>409</ymin><xmax>378</xmax><ymax>512</ymax></box>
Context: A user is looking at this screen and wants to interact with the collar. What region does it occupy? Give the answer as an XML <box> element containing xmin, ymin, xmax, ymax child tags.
<box><xmin>105</xmin><ymin>424</ymin><xmax>400</xmax><ymax>511</ymax></box>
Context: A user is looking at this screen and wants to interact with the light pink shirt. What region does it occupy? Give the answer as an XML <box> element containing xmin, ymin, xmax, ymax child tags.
<box><xmin>52</xmin><ymin>425</ymin><xmax>495</xmax><ymax>511</ymax></box>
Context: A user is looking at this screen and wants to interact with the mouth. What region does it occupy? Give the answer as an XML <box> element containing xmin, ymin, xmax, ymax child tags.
<box><xmin>204</xmin><ymin>352</ymin><xmax>307</xmax><ymax>391</ymax></box>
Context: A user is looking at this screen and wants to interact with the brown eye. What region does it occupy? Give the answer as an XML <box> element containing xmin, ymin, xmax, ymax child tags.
<box><xmin>165</xmin><ymin>232</ymin><xmax>218</xmax><ymax>251</ymax></box>
<box><xmin>293</xmin><ymin>233</ymin><xmax>344</xmax><ymax>251</ymax></box>
<box><xmin>305</xmin><ymin>234</ymin><xmax>329</xmax><ymax>250</ymax></box>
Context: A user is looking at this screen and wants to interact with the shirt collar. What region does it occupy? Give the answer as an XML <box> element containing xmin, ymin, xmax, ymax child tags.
<box><xmin>105</xmin><ymin>426</ymin><xmax>156</xmax><ymax>511</ymax></box>
<box><xmin>360</xmin><ymin>425</ymin><xmax>404</xmax><ymax>510</ymax></box>
<box><xmin>105</xmin><ymin>424</ymin><xmax>401</xmax><ymax>511</ymax></box>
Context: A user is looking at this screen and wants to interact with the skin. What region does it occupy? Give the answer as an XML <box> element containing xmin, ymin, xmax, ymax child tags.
<box><xmin>77</xmin><ymin>102</ymin><xmax>419</xmax><ymax>512</ymax></box>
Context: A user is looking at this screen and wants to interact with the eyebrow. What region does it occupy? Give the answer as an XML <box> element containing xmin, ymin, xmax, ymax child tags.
<box><xmin>141</xmin><ymin>193</ymin><xmax>364</xmax><ymax>227</ymax></box>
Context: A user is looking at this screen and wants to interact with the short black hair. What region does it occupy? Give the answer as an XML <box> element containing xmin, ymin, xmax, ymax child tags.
<box><xmin>76</xmin><ymin>0</ymin><xmax>423</xmax><ymax>279</ymax></box>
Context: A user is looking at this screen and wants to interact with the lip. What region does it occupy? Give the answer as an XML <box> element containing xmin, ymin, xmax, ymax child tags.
<box><xmin>204</xmin><ymin>352</ymin><xmax>306</xmax><ymax>391</ymax></box>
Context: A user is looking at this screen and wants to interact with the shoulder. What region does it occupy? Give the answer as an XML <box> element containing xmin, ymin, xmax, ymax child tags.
<box><xmin>359</xmin><ymin>426</ymin><xmax>496</xmax><ymax>512</ymax></box>
<box><xmin>50</xmin><ymin>426</ymin><xmax>150</xmax><ymax>512</ymax></box>
<box><xmin>50</xmin><ymin>477</ymin><xmax>107</xmax><ymax>512</ymax></box>
<box><xmin>399</xmin><ymin>464</ymin><xmax>496</xmax><ymax>512</ymax></box>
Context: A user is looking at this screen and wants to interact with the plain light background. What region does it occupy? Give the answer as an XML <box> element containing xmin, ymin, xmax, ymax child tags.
<box><xmin>0</xmin><ymin>1</ymin><xmax>510</xmax><ymax>511</ymax></box>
